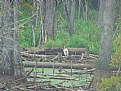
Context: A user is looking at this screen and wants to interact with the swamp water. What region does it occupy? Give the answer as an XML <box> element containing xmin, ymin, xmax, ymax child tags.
<box><xmin>25</xmin><ymin>67</ymin><xmax>94</xmax><ymax>87</ymax></box>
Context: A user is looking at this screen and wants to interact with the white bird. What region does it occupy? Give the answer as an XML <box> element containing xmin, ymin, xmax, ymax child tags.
<box><xmin>63</xmin><ymin>46</ymin><xmax>69</xmax><ymax>56</ymax></box>
<box><xmin>81</xmin><ymin>53</ymin><xmax>85</xmax><ymax>60</ymax></box>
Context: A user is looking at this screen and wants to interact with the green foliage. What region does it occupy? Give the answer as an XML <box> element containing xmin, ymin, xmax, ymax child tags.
<box><xmin>88</xmin><ymin>42</ymin><xmax>99</xmax><ymax>54</ymax></box>
<box><xmin>43</xmin><ymin>19</ymin><xmax>100</xmax><ymax>54</ymax></box>
<box><xmin>88</xmin><ymin>9</ymin><xmax>98</xmax><ymax>20</ymax></box>
<box><xmin>42</xmin><ymin>31</ymin><xmax>69</xmax><ymax>48</ymax></box>
<box><xmin>42</xmin><ymin>19</ymin><xmax>100</xmax><ymax>54</ymax></box>
<box><xmin>112</xmin><ymin>33</ymin><xmax>121</xmax><ymax>65</ymax></box>
<box><xmin>18</xmin><ymin>28</ymin><xmax>33</xmax><ymax>48</ymax></box>
<box><xmin>74</xmin><ymin>19</ymin><xmax>100</xmax><ymax>54</ymax></box>
<box><xmin>17</xmin><ymin>2</ymin><xmax>100</xmax><ymax>54</ymax></box>
<box><xmin>42</xmin><ymin>39</ymin><xmax>55</xmax><ymax>48</ymax></box>
<box><xmin>68</xmin><ymin>34</ymin><xmax>88</xmax><ymax>48</ymax></box>
<box><xmin>18</xmin><ymin>2</ymin><xmax>41</xmax><ymax>48</ymax></box>
<box><xmin>96</xmin><ymin>76</ymin><xmax>121</xmax><ymax>91</ymax></box>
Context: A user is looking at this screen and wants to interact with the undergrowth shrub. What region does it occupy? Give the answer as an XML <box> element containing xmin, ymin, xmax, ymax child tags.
<box><xmin>68</xmin><ymin>34</ymin><xmax>88</xmax><ymax>48</ymax></box>
<box><xmin>96</xmin><ymin>76</ymin><xmax>121</xmax><ymax>91</ymax></box>
<box><xmin>41</xmin><ymin>19</ymin><xmax>100</xmax><ymax>54</ymax></box>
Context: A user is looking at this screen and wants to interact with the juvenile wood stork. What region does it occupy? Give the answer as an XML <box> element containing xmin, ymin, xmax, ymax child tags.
<box><xmin>63</xmin><ymin>46</ymin><xmax>69</xmax><ymax>56</ymax></box>
<box><xmin>81</xmin><ymin>53</ymin><xmax>85</xmax><ymax>61</ymax></box>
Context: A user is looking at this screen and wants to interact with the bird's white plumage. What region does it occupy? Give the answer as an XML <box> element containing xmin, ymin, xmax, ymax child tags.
<box><xmin>63</xmin><ymin>46</ymin><xmax>69</xmax><ymax>56</ymax></box>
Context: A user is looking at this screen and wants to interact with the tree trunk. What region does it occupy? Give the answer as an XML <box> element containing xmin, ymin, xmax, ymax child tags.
<box><xmin>13</xmin><ymin>0</ymin><xmax>25</xmax><ymax>77</ymax></box>
<box><xmin>44</xmin><ymin>0</ymin><xmax>56</xmax><ymax>40</ymax></box>
<box><xmin>1</xmin><ymin>0</ymin><xmax>25</xmax><ymax>77</ymax></box>
<box><xmin>70</xmin><ymin>0</ymin><xmax>75</xmax><ymax>35</ymax></box>
<box><xmin>64</xmin><ymin>0</ymin><xmax>71</xmax><ymax>33</ymax></box>
<box><xmin>85</xmin><ymin>0</ymin><xmax>88</xmax><ymax>21</ymax></box>
<box><xmin>98</xmin><ymin>0</ymin><xmax>105</xmax><ymax>27</ymax></box>
<box><xmin>78</xmin><ymin>0</ymin><xmax>81</xmax><ymax>19</ymax></box>
<box><xmin>38</xmin><ymin>0</ymin><xmax>45</xmax><ymax>47</ymax></box>
<box><xmin>0</xmin><ymin>1</ymin><xmax>3</xmax><ymax>65</ymax></box>
<box><xmin>31</xmin><ymin>0</ymin><xmax>38</xmax><ymax>47</ymax></box>
<box><xmin>64</xmin><ymin>0</ymin><xmax>75</xmax><ymax>35</ymax></box>
<box><xmin>92</xmin><ymin>0</ymin><xmax>116</xmax><ymax>90</ymax></box>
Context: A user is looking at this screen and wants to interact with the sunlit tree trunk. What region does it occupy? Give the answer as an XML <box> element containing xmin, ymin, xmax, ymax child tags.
<box><xmin>92</xmin><ymin>0</ymin><xmax>116</xmax><ymax>90</ymax></box>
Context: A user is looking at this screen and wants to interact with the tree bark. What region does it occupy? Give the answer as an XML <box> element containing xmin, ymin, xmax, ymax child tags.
<box><xmin>70</xmin><ymin>0</ymin><xmax>75</xmax><ymax>35</ymax></box>
<box><xmin>13</xmin><ymin>0</ymin><xmax>25</xmax><ymax>77</ymax></box>
<box><xmin>44</xmin><ymin>0</ymin><xmax>56</xmax><ymax>40</ymax></box>
<box><xmin>78</xmin><ymin>0</ymin><xmax>81</xmax><ymax>19</ymax></box>
<box><xmin>85</xmin><ymin>0</ymin><xmax>88</xmax><ymax>21</ymax></box>
<box><xmin>0</xmin><ymin>1</ymin><xmax>3</xmax><ymax>65</ymax></box>
<box><xmin>38</xmin><ymin>0</ymin><xmax>45</xmax><ymax>46</ymax></box>
<box><xmin>31</xmin><ymin>0</ymin><xmax>38</xmax><ymax>47</ymax></box>
<box><xmin>1</xmin><ymin>0</ymin><xmax>25</xmax><ymax>77</ymax></box>
<box><xmin>92</xmin><ymin>0</ymin><xmax>116</xmax><ymax>90</ymax></box>
<box><xmin>98</xmin><ymin>0</ymin><xmax>105</xmax><ymax>27</ymax></box>
<box><xmin>64</xmin><ymin>0</ymin><xmax>75</xmax><ymax>35</ymax></box>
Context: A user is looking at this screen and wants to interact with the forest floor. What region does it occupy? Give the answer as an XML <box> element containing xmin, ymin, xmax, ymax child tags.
<box><xmin>0</xmin><ymin>75</ymin><xmax>22</xmax><ymax>91</ymax></box>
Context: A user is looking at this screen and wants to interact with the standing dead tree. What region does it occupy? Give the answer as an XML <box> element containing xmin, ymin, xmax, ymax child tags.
<box><xmin>1</xmin><ymin>0</ymin><xmax>25</xmax><ymax>77</ymax></box>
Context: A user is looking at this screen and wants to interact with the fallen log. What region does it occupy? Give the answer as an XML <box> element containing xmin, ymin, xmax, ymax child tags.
<box><xmin>68</xmin><ymin>48</ymin><xmax>89</xmax><ymax>56</ymax></box>
<box><xmin>21</xmin><ymin>52</ymin><xmax>55</xmax><ymax>58</ymax></box>
<box><xmin>21</xmin><ymin>48</ymin><xmax>89</xmax><ymax>56</ymax></box>
<box><xmin>23</xmin><ymin>61</ymin><xmax>93</xmax><ymax>69</ymax></box>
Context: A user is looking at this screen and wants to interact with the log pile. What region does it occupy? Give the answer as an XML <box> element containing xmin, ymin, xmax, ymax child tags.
<box><xmin>21</xmin><ymin>48</ymin><xmax>89</xmax><ymax>56</ymax></box>
<box><xmin>21</xmin><ymin>47</ymin><xmax>97</xmax><ymax>68</ymax></box>
<box><xmin>20</xmin><ymin>48</ymin><xmax>96</xmax><ymax>90</ymax></box>
<box><xmin>23</xmin><ymin>61</ymin><xmax>93</xmax><ymax>69</ymax></box>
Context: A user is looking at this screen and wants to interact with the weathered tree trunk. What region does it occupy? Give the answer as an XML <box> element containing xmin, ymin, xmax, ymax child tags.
<box><xmin>1</xmin><ymin>0</ymin><xmax>25</xmax><ymax>77</ymax></box>
<box><xmin>92</xmin><ymin>0</ymin><xmax>116</xmax><ymax>90</ymax></box>
<box><xmin>38</xmin><ymin>0</ymin><xmax>45</xmax><ymax>47</ymax></box>
<box><xmin>64</xmin><ymin>0</ymin><xmax>75</xmax><ymax>35</ymax></box>
<box><xmin>64</xmin><ymin>0</ymin><xmax>71</xmax><ymax>34</ymax></box>
<box><xmin>2</xmin><ymin>0</ymin><xmax>13</xmax><ymax>75</ymax></box>
<box><xmin>0</xmin><ymin>1</ymin><xmax>3</xmax><ymax>65</ymax></box>
<box><xmin>85</xmin><ymin>0</ymin><xmax>88</xmax><ymax>21</ymax></box>
<box><xmin>98</xmin><ymin>0</ymin><xmax>105</xmax><ymax>27</ymax></box>
<box><xmin>78</xmin><ymin>0</ymin><xmax>81</xmax><ymax>19</ymax></box>
<box><xmin>13</xmin><ymin>0</ymin><xmax>25</xmax><ymax>77</ymax></box>
<box><xmin>44</xmin><ymin>0</ymin><xmax>56</xmax><ymax>40</ymax></box>
<box><xmin>70</xmin><ymin>0</ymin><xmax>75</xmax><ymax>35</ymax></box>
<box><xmin>31</xmin><ymin>0</ymin><xmax>38</xmax><ymax>47</ymax></box>
<box><xmin>116</xmin><ymin>0</ymin><xmax>121</xmax><ymax>19</ymax></box>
